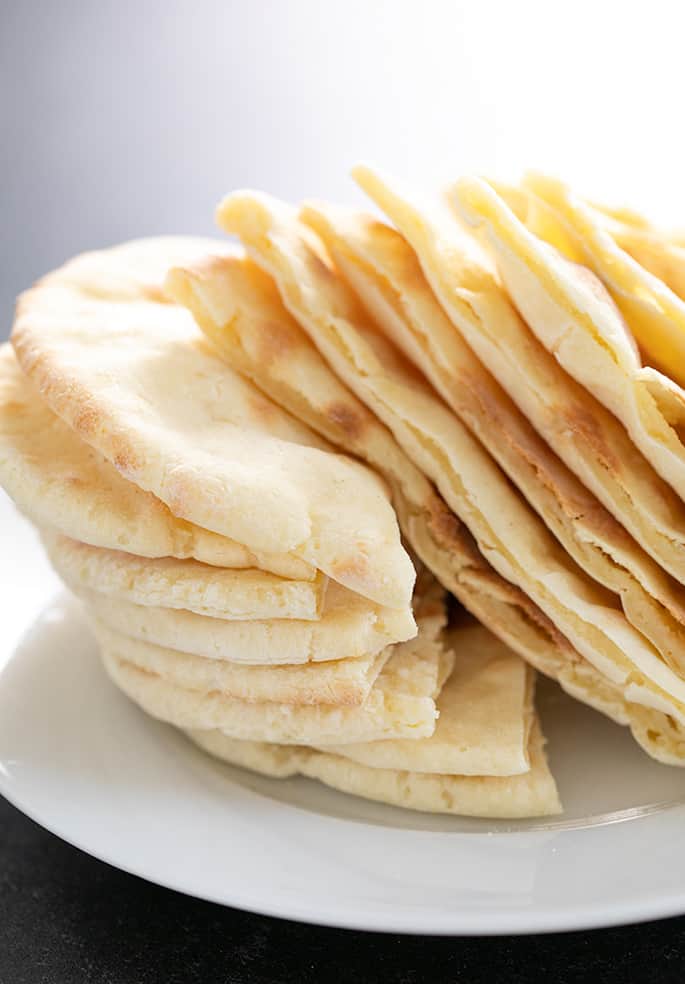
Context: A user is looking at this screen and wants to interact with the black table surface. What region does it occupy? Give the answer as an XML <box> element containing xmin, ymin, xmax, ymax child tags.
<box><xmin>2</xmin><ymin>796</ymin><xmax>685</xmax><ymax>983</ymax></box>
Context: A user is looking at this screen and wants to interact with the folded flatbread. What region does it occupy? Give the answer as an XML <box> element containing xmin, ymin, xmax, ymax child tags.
<box><xmin>215</xmin><ymin>190</ymin><xmax>685</xmax><ymax>757</ymax></box>
<box><xmin>44</xmin><ymin>531</ymin><xmax>326</xmax><ymax>621</ymax></box>
<box><xmin>11</xmin><ymin>238</ymin><xmax>414</xmax><ymax>608</ymax></box>
<box><xmin>186</xmin><ymin>717</ymin><xmax>560</xmax><ymax>819</ymax></box>
<box><xmin>0</xmin><ymin>344</ymin><xmax>312</xmax><ymax>579</ymax></box>
<box><xmin>320</xmin><ymin>622</ymin><xmax>535</xmax><ymax>775</ymax></box>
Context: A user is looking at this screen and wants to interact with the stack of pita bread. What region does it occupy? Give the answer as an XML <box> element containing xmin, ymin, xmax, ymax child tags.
<box><xmin>168</xmin><ymin>168</ymin><xmax>685</xmax><ymax>765</ymax></box>
<box><xmin>7</xmin><ymin>166</ymin><xmax>685</xmax><ymax>821</ymax></box>
<box><xmin>0</xmin><ymin>237</ymin><xmax>560</xmax><ymax>819</ymax></box>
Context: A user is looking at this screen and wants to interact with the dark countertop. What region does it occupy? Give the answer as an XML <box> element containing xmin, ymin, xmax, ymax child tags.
<box><xmin>2</xmin><ymin>796</ymin><xmax>685</xmax><ymax>983</ymax></box>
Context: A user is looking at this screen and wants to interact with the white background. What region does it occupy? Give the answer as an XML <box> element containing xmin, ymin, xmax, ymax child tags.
<box><xmin>2</xmin><ymin>0</ymin><xmax>685</xmax><ymax>337</ymax></box>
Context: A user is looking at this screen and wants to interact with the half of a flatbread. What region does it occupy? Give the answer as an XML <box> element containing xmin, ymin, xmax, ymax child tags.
<box><xmin>89</xmin><ymin>618</ymin><xmax>390</xmax><ymax>706</ymax></box>
<box><xmin>320</xmin><ymin>622</ymin><xmax>535</xmax><ymax>776</ymax></box>
<box><xmin>0</xmin><ymin>344</ymin><xmax>313</xmax><ymax>580</ymax></box>
<box><xmin>44</xmin><ymin>531</ymin><xmax>327</xmax><ymax>621</ymax></box>
<box><xmin>80</xmin><ymin>582</ymin><xmax>416</xmax><ymax>664</ymax></box>
<box><xmin>11</xmin><ymin>238</ymin><xmax>414</xmax><ymax>609</ymax></box>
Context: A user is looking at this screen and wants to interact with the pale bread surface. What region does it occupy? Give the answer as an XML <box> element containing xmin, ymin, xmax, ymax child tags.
<box><xmin>11</xmin><ymin>238</ymin><xmax>414</xmax><ymax>609</ymax></box>
<box><xmin>100</xmin><ymin>610</ymin><xmax>446</xmax><ymax>744</ymax></box>
<box><xmin>90</xmin><ymin>618</ymin><xmax>389</xmax><ymax>705</ymax></box>
<box><xmin>44</xmin><ymin>531</ymin><xmax>326</xmax><ymax>621</ymax></box>
<box><xmin>320</xmin><ymin>622</ymin><xmax>534</xmax><ymax>775</ymax></box>
<box><xmin>82</xmin><ymin>582</ymin><xmax>416</xmax><ymax>664</ymax></box>
<box><xmin>0</xmin><ymin>345</ymin><xmax>313</xmax><ymax>579</ymax></box>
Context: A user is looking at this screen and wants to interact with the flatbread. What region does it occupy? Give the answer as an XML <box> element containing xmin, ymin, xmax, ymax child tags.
<box><xmin>11</xmin><ymin>238</ymin><xmax>414</xmax><ymax>609</ymax></box>
<box><xmin>453</xmin><ymin>176</ymin><xmax>685</xmax><ymax>509</ymax></box>
<box><xmin>168</xmin><ymin>247</ymin><xmax>573</xmax><ymax>677</ymax></box>
<box><xmin>44</xmin><ymin>531</ymin><xmax>326</xmax><ymax>621</ymax></box>
<box><xmin>310</xmin><ymin>190</ymin><xmax>685</xmax><ymax>672</ymax></box>
<box><xmin>0</xmin><ymin>344</ymin><xmax>313</xmax><ymax>579</ymax></box>
<box><xmin>99</xmin><ymin>608</ymin><xmax>449</xmax><ymax>744</ymax></box>
<box><xmin>185</xmin><ymin>719</ymin><xmax>561</xmax><ymax>819</ymax></box>
<box><xmin>80</xmin><ymin>581</ymin><xmax>416</xmax><ymax>664</ymax></box>
<box><xmin>89</xmin><ymin>618</ymin><xmax>390</xmax><ymax>705</ymax></box>
<box><xmin>216</xmin><ymin>191</ymin><xmax>685</xmax><ymax>738</ymax></box>
<box><xmin>320</xmin><ymin>622</ymin><xmax>535</xmax><ymax>775</ymax></box>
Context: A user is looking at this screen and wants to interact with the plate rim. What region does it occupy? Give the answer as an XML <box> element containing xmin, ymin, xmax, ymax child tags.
<box><xmin>4</xmin><ymin>776</ymin><xmax>685</xmax><ymax>935</ymax></box>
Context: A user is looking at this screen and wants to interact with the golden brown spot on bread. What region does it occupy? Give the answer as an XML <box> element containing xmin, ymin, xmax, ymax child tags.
<box><xmin>325</xmin><ymin>401</ymin><xmax>368</xmax><ymax>443</ymax></box>
<box><xmin>111</xmin><ymin>435</ymin><xmax>143</xmax><ymax>477</ymax></box>
<box><xmin>73</xmin><ymin>405</ymin><xmax>101</xmax><ymax>437</ymax></box>
<box><xmin>331</xmin><ymin>552</ymin><xmax>371</xmax><ymax>586</ymax></box>
<box><xmin>256</xmin><ymin>320</ymin><xmax>298</xmax><ymax>365</ymax></box>
<box><xmin>560</xmin><ymin>403</ymin><xmax>618</xmax><ymax>471</ymax></box>
<box><xmin>307</xmin><ymin>249</ymin><xmax>336</xmax><ymax>283</ymax></box>
<box><xmin>426</xmin><ymin>498</ymin><xmax>467</xmax><ymax>551</ymax></box>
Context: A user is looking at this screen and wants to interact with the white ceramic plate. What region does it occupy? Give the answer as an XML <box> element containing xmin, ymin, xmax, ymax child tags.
<box><xmin>2</xmin><ymin>492</ymin><xmax>685</xmax><ymax>935</ymax></box>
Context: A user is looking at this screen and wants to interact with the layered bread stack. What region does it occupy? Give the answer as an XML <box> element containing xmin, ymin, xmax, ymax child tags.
<box><xmin>0</xmin><ymin>237</ymin><xmax>560</xmax><ymax>819</ymax></box>
<box><xmin>168</xmin><ymin>182</ymin><xmax>685</xmax><ymax>767</ymax></box>
<box><xmin>5</xmin><ymin>166</ymin><xmax>685</xmax><ymax>820</ymax></box>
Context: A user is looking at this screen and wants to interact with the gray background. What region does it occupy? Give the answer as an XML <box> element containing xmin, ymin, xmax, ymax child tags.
<box><xmin>2</xmin><ymin>0</ymin><xmax>684</xmax><ymax>339</ymax></box>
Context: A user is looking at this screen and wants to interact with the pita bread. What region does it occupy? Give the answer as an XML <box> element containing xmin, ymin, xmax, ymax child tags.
<box><xmin>453</xmin><ymin>177</ymin><xmax>685</xmax><ymax>509</ymax></box>
<box><xmin>186</xmin><ymin>719</ymin><xmax>560</xmax><ymax>819</ymax></box>
<box><xmin>168</xmin><ymin>248</ymin><xmax>572</xmax><ymax>676</ymax></box>
<box><xmin>308</xmin><ymin>192</ymin><xmax>685</xmax><ymax>673</ymax></box>
<box><xmin>81</xmin><ymin>582</ymin><xmax>416</xmax><ymax>664</ymax></box>
<box><xmin>216</xmin><ymin>191</ymin><xmax>685</xmax><ymax>737</ymax></box>
<box><xmin>0</xmin><ymin>344</ymin><xmax>313</xmax><ymax>579</ymax></box>
<box><xmin>89</xmin><ymin>618</ymin><xmax>390</xmax><ymax>705</ymax></box>
<box><xmin>44</xmin><ymin>531</ymin><xmax>326</xmax><ymax>621</ymax></box>
<box><xmin>320</xmin><ymin>622</ymin><xmax>534</xmax><ymax>775</ymax></box>
<box><xmin>99</xmin><ymin>608</ymin><xmax>449</xmax><ymax>744</ymax></box>
<box><xmin>11</xmin><ymin>238</ymin><xmax>414</xmax><ymax>609</ymax></box>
